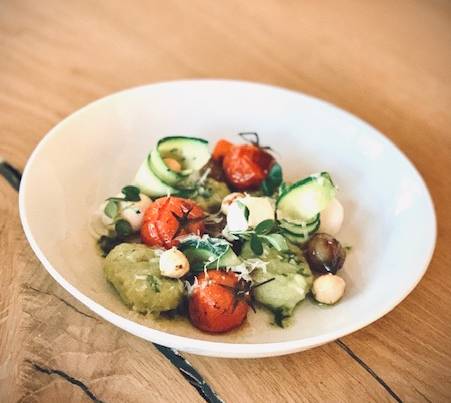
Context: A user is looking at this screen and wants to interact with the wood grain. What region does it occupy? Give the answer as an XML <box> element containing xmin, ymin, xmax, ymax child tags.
<box><xmin>0</xmin><ymin>180</ymin><xmax>205</xmax><ymax>402</ymax></box>
<box><xmin>1</xmin><ymin>0</ymin><xmax>450</xmax><ymax>401</ymax></box>
<box><xmin>0</xmin><ymin>177</ymin><xmax>392</xmax><ymax>402</ymax></box>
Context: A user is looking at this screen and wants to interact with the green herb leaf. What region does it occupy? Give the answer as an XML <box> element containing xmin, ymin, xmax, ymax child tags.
<box><xmin>243</xmin><ymin>205</ymin><xmax>250</xmax><ymax>221</ymax></box>
<box><xmin>269</xmin><ymin>162</ymin><xmax>282</xmax><ymax>183</ymax></box>
<box><xmin>147</xmin><ymin>275</ymin><xmax>161</xmax><ymax>293</ymax></box>
<box><xmin>115</xmin><ymin>219</ymin><xmax>133</xmax><ymax>238</ymax></box>
<box><xmin>236</xmin><ymin>200</ymin><xmax>250</xmax><ymax>221</ymax></box>
<box><xmin>261</xmin><ymin>233</ymin><xmax>289</xmax><ymax>251</ymax></box>
<box><xmin>255</xmin><ymin>219</ymin><xmax>275</xmax><ymax>235</ymax></box>
<box><xmin>104</xmin><ymin>200</ymin><xmax>118</xmax><ymax>219</ymax></box>
<box><xmin>260</xmin><ymin>163</ymin><xmax>283</xmax><ymax>196</ymax></box>
<box><xmin>273</xmin><ymin>308</ymin><xmax>288</xmax><ymax>328</ymax></box>
<box><xmin>261</xmin><ymin>180</ymin><xmax>271</xmax><ymax>196</ymax></box>
<box><xmin>121</xmin><ymin>185</ymin><xmax>141</xmax><ymax>201</ymax></box>
<box><xmin>278</xmin><ymin>181</ymin><xmax>288</xmax><ymax>196</ymax></box>
<box><xmin>250</xmin><ymin>234</ymin><xmax>263</xmax><ymax>255</ymax></box>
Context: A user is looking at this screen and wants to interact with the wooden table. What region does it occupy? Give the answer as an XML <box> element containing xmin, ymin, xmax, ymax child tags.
<box><xmin>1</xmin><ymin>1</ymin><xmax>450</xmax><ymax>401</ymax></box>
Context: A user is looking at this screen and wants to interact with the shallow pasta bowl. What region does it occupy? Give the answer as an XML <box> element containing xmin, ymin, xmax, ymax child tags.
<box><xmin>19</xmin><ymin>80</ymin><xmax>436</xmax><ymax>358</ymax></box>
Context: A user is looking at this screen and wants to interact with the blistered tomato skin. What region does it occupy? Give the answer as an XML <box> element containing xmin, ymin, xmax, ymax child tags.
<box><xmin>189</xmin><ymin>271</ymin><xmax>249</xmax><ymax>333</ymax></box>
<box><xmin>140</xmin><ymin>197</ymin><xmax>205</xmax><ymax>249</ymax></box>
<box><xmin>222</xmin><ymin>144</ymin><xmax>274</xmax><ymax>191</ymax></box>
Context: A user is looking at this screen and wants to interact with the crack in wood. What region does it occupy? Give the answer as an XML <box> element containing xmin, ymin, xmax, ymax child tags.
<box><xmin>6</xmin><ymin>162</ymin><xmax>224</xmax><ymax>403</ymax></box>
<box><xmin>24</xmin><ymin>284</ymin><xmax>100</xmax><ymax>322</ymax></box>
<box><xmin>3</xmin><ymin>160</ymin><xmax>404</xmax><ymax>403</ymax></box>
<box><xmin>27</xmin><ymin>360</ymin><xmax>104</xmax><ymax>402</ymax></box>
<box><xmin>0</xmin><ymin>159</ymin><xmax>22</xmax><ymax>191</ymax></box>
<box><xmin>335</xmin><ymin>339</ymin><xmax>403</xmax><ymax>402</ymax></box>
<box><xmin>154</xmin><ymin>344</ymin><xmax>223</xmax><ymax>403</ymax></box>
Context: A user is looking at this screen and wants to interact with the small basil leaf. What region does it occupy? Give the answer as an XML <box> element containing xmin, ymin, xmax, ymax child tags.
<box><xmin>273</xmin><ymin>308</ymin><xmax>288</xmax><ymax>328</ymax></box>
<box><xmin>261</xmin><ymin>233</ymin><xmax>289</xmax><ymax>252</ymax></box>
<box><xmin>261</xmin><ymin>163</ymin><xmax>283</xmax><ymax>196</ymax></box>
<box><xmin>243</xmin><ymin>205</ymin><xmax>250</xmax><ymax>221</ymax></box>
<box><xmin>255</xmin><ymin>219</ymin><xmax>275</xmax><ymax>235</ymax></box>
<box><xmin>250</xmin><ymin>234</ymin><xmax>264</xmax><ymax>255</ymax></box>
<box><xmin>115</xmin><ymin>219</ymin><xmax>133</xmax><ymax>238</ymax></box>
<box><xmin>236</xmin><ymin>200</ymin><xmax>250</xmax><ymax>221</ymax></box>
<box><xmin>261</xmin><ymin>180</ymin><xmax>271</xmax><ymax>197</ymax></box>
<box><xmin>269</xmin><ymin>163</ymin><xmax>282</xmax><ymax>185</ymax></box>
<box><xmin>104</xmin><ymin>200</ymin><xmax>118</xmax><ymax>219</ymax></box>
<box><xmin>121</xmin><ymin>185</ymin><xmax>141</xmax><ymax>201</ymax></box>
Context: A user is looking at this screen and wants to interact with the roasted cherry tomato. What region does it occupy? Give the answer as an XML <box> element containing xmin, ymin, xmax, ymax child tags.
<box><xmin>141</xmin><ymin>197</ymin><xmax>205</xmax><ymax>249</ymax></box>
<box><xmin>222</xmin><ymin>144</ymin><xmax>274</xmax><ymax>191</ymax></box>
<box><xmin>189</xmin><ymin>271</ymin><xmax>249</xmax><ymax>333</ymax></box>
<box><xmin>212</xmin><ymin>139</ymin><xmax>233</xmax><ymax>162</ymax></box>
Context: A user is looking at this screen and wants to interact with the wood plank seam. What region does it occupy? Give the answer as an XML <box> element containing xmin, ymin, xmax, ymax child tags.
<box><xmin>335</xmin><ymin>339</ymin><xmax>402</xmax><ymax>403</ymax></box>
<box><xmin>0</xmin><ymin>160</ymin><xmax>223</xmax><ymax>403</ymax></box>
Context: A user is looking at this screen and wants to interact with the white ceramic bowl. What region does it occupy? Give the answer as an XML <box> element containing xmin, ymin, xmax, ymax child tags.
<box><xmin>19</xmin><ymin>80</ymin><xmax>436</xmax><ymax>358</ymax></box>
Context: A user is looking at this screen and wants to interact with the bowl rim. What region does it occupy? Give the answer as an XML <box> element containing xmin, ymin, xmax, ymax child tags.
<box><xmin>18</xmin><ymin>79</ymin><xmax>437</xmax><ymax>357</ymax></box>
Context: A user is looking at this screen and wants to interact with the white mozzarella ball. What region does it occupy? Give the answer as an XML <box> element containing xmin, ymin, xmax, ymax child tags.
<box><xmin>121</xmin><ymin>194</ymin><xmax>152</xmax><ymax>231</ymax></box>
<box><xmin>226</xmin><ymin>200</ymin><xmax>249</xmax><ymax>232</ymax></box>
<box><xmin>159</xmin><ymin>247</ymin><xmax>190</xmax><ymax>278</ymax></box>
<box><xmin>221</xmin><ymin>192</ymin><xmax>245</xmax><ymax>215</ymax></box>
<box><xmin>319</xmin><ymin>198</ymin><xmax>344</xmax><ymax>235</ymax></box>
<box><xmin>242</xmin><ymin>196</ymin><xmax>275</xmax><ymax>228</ymax></box>
<box><xmin>312</xmin><ymin>274</ymin><xmax>346</xmax><ymax>304</ymax></box>
<box><xmin>100</xmin><ymin>193</ymin><xmax>152</xmax><ymax>232</ymax></box>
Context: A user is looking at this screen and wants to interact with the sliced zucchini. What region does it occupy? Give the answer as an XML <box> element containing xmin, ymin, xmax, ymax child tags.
<box><xmin>279</xmin><ymin>214</ymin><xmax>320</xmax><ymax>235</ymax></box>
<box><xmin>281</xmin><ymin>231</ymin><xmax>306</xmax><ymax>245</ymax></box>
<box><xmin>276</xmin><ymin>172</ymin><xmax>336</xmax><ymax>222</ymax></box>
<box><xmin>280</xmin><ymin>219</ymin><xmax>321</xmax><ymax>244</ymax></box>
<box><xmin>149</xmin><ymin>149</ymin><xmax>184</xmax><ymax>185</ymax></box>
<box><xmin>178</xmin><ymin>237</ymin><xmax>241</xmax><ymax>272</ymax></box>
<box><xmin>150</xmin><ymin>136</ymin><xmax>210</xmax><ymax>185</ymax></box>
<box><xmin>132</xmin><ymin>154</ymin><xmax>177</xmax><ymax>197</ymax></box>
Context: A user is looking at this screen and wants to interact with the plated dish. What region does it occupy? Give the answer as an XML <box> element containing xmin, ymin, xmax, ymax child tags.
<box><xmin>92</xmin><ymin>133</ymin><xmax>349</xmax><ymax>333</ymax></box>
<box><xmin>19</xmin><ymin>80</ymin><xmax>436</xmax><ymax>357</ymax></box>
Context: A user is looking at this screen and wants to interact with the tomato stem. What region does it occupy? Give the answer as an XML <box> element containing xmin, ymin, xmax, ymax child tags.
<box><xmin>238</xmin><ymin>132</ymin><xmax>260</xmax><ymax>146</ymax></box>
